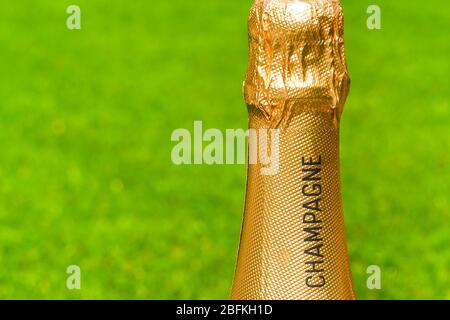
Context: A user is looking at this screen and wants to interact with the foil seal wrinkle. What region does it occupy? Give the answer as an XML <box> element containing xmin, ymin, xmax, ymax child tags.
<box><xmin>244</xmin><ymin>0</ymin><xmax>350</xmax><ymax>127</ymax></box>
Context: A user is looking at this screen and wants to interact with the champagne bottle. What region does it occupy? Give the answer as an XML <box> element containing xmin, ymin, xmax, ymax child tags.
<box><xmin>231</xmin><ymin>0</ymin><xmax>355</xmax><ymax>300</ymax></box>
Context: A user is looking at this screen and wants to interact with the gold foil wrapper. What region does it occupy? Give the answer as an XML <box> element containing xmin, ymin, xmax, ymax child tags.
<box><xmin>231</xmin><ymin>0</ymin><xmax>355</xmax><ymax>300</ymax></box>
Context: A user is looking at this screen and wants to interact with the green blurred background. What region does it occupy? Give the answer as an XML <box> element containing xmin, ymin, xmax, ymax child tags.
<box><xmin>0</xmin><ymin>0</ymin><xmax>448</xmax><ymax>299</ymax></box>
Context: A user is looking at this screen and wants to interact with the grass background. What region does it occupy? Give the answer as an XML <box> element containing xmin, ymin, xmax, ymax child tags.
<box><xmin>0</xmin><ymin>0</ymin><xmax>448</xmax><ymax>299</ymax></box>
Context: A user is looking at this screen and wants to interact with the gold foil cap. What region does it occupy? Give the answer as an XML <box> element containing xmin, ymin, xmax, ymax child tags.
<box><xmin>244</xmin><ymin>0</ymin><xmax>350</xmax><ymax>127</ymax></box>
<box><xmin>231</xmin><ymin>0</ymin><xmax>355</xmax><ymax>300</ymax></box>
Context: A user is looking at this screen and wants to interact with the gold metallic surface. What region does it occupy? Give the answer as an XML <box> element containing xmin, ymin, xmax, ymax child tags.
<box><xmin>231</xmin><ymin>0</ymin><xmax>355</xmax><ymax>300</ymax></box>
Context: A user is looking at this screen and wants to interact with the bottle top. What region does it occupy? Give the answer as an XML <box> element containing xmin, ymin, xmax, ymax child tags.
<box><xmin>244</xmin><ymin>0</ymin><xmax>350</xmax><ymax>127</ymax></box>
